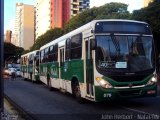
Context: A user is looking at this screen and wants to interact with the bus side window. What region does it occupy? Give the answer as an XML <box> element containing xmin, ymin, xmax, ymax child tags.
<box><xmin>49</xmin><ymin>45</ymin><xmax>54</xmax><ymax>62</ymax></box>
<box><xmin>29</xmin><ymin>54</ymin><xmax>33</xmax><ymax>65</ymax></box>
<box><xmin>25</xmin><ymin>56</ymin><xmax>27</xmax><ymax>65</ymax></box>
<box><xmin>41</xmin><ymin>50</ymin><xmax>44</xmax><ymax>63</ymax></box>
<box><xmin>70</xmin><ymin>33</ymin><xmax>82</xmax><ymax>60</ymax></box>
<box><xmin>54</xmin><ymin>44</ymin><xmax>58</xmax><ymax>62</ymax></box>
<box><xmin>65</xmin><ymin>38</ymin><xmax>70</xmax><ymax>60</ymax></box>
<box><xmin>45</xmin><ymin>48</ymin><xmax>49</xmax><ymax>63</ymax></box>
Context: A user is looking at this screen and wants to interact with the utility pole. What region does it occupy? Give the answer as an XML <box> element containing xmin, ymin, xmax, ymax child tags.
<box><xmin>0</xmin><ymin>0</ymin><xmax>4</xmax><ymax>113</ymax></box>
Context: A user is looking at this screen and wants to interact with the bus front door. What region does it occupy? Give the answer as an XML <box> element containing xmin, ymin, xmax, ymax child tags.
<box><xmin>85</xmin><ymin>39</ymin><xmax>94</xmax><ymax>98</ymax></box>
<box><xmin>59</xmin><ymin>47</ymin><xmax>65</xmax><ymax>90</ymax></box>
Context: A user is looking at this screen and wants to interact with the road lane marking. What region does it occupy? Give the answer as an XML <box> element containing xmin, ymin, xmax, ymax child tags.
<box><xmin>122</xmin><ymin>106</ymin><xmax>152</xmax><ymax>115</ymax></box>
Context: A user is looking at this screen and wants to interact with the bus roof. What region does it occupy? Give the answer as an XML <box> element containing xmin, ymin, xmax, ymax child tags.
<box><xmin>39</xmin><ymin>19</ymin><xmax>149</xmax><ymax>50</ymax></box>
<box><xmin>21</xmin><ymin>50</ymin><xmax>39</xmax><ymax>58</ymax></box>
<box><xmin>40</xmin><ymin>21</ymin><xmax>93</xmax><ymax>50</ymax></box>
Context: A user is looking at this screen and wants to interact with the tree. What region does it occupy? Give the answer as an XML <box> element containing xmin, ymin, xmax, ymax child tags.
<box><xmin>131</xmin><ymin>0</ymin><xmax>160</xmax><ymax>54</ymax></box>
<box><xmin>4</xmin><ymin>42</ymin><xmax>24</xmax><ymax>61</ymax></box>
<box><xmin>64</xmin><ymin>7</ymin><xmax>99</xmax><ymax>33</ymax></box>
<box><xmin>30</xmin><ymin>28</ymin><xmax>64</xmax><ymax>51</ymax></box>
<box><xmin>64</xmin><ymin>2</ymin><xmax>131</xmax><ymax>33</ymax></box>
<box><xmin>132</xmin><ymin>0</ymin><xmax>160</xmax><ymax>34</ymax></box>
<box><xmin>22</xmin><ymin>50</ymin><xmax>30</xmax><ymax>55</ymax></box>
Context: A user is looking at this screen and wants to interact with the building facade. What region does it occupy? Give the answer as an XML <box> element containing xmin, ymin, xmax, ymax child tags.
<box><xmin>70</xmin><ymin>0</ymin><xmax>89</xmax><ymax>16</ymax></box>
<box><xmin>5</xmin><ymin>30</ymin><xmax>12</xmax><ymax>43</ymax></box>
<box><xmin>143</xmin><ymin>0</ymin><xmax>153</xmax><ymax>7</ymax></box>
<box><xmin>15</xmin><ymin>3</ymin><xmax>35</xmax><ymax>50</ymax></box>
<box><xmin>50</xmin><ymin>0</ymin><xmax>63</xmax><ymax>28</ymax></box>
<box><xmin>62</xmin><ymin>0</ymin><xmax>70</xmax><ymax>26</ymax></box>
<box><xmin>11</xmin><ymin>34</ymin><xmax>17</xmax><ymax>46</ymax></box>
<box><xmin>36</xmin><ymin>0</ymin><xmax>51</xmax><ymax>39</ymax></box>
<box><xmin>36</xmin><ymin>0</ymin><xmax>90</xmax><ymax>39</ymax></box>
<box><xmin>14</xmin><ymin>3</ymin><xmax>23</xmax><ymax>47</ymax></box>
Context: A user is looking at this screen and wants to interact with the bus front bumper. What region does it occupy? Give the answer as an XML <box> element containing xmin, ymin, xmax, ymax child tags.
<box><xmin>94</xmin><ymin>84</ymin><xmax>157</xmax><ymax>102</ymax></box>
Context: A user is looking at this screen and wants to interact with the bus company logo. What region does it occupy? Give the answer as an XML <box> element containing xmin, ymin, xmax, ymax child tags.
<box><xmin>50</xmin><ymin>65</ymin><xmax>58</xmax><ymax>76</ymax></box>
<box><xmin>128</xmin><ymin>83</ymin><xmax>133</xmax><ymax>88</ymax></box>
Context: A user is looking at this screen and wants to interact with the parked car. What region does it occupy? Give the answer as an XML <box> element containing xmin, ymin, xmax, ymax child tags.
<box><xmin>8</xmin><ymin>68</ymin><xmax>17</xmax><ymax>76</ymax></box>
<box><xmin>16</xmin><ymin>68</ymin><xmax>21</xmax><ymax>77</ymax></box>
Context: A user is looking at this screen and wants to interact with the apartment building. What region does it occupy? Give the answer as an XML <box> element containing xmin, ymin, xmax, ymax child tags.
<box><xmin>5</xmin><ymin>30</ymin><xmax>12</xmax><ymax>43</ymax></box>
<box><xmin>15</xmin><ymin>3</ymin><xmax>35</xmax><ymax>50</ymax></box>
<box><xmin>36</xmin><ymin>0</ymin><xmax>51</xmax><ymax>39</ymax></box>
<box><xmin>36</xmin><ymin>0</ymin><xmax>90</xmax><ymax>39</ymax></box>
<box><xmin>50</xmin><ymin>0</ymin><xmax>70</xmax><ymax>28</ymax></box>
<box><xmin>71</xmin><ymin>0</ymin><xmax>90</xmax><ymax>16</ymax></box>
<box><xmin>14</xmin><ymin>3</ymin><xmax>22</xmax><ymax>47</ymax></box>
<box><xmin>11</xmin><ymin>34</ymin><xmax>17</xmax><ymax>46</ymax></box>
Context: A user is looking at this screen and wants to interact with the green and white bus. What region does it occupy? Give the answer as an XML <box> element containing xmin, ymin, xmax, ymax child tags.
<box><xmin>38</xmin><ymin>19</ymin><xmax>157</xmax><ymax>102</ymax></box>
<box><xmin>21</xmin><ymin>50</ymin><xmax>40</xmax><ymax>82</ymax></box>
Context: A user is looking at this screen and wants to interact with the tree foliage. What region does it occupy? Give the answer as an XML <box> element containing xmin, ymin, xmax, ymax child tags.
<box><xmin>4</xmin><ymin>42</ymin><xmax>24</xmax><ymax>61</ymax></box>
<box><xmin>30</xmin><ymin>28</ymin><xmax>64</xmax><ymax>51</ymax></box>
<box><xmin>131</xmin><ymin>0</ymin><xmax>160</xmax><ymax>54</ymax></box>
<box><xmin>64</xmin><ymin>2</ymin><xmax>130</xmax><ymax>33</ymax></box>
<box><xmin>132</xmin><ymin>0</ymin><xmax>160</xmax><ymax>34</ymax></box>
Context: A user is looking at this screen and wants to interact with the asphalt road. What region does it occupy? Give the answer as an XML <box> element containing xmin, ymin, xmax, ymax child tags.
<box><xmin>4</xmin><ymin>77</ymin><xmax>160</xmax><ymax>120</ymax></box>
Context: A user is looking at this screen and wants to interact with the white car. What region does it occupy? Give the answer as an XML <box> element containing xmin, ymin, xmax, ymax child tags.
<box><xmin>8</xmin><ymin>68</ymin><xmax>17</xmax><ymax>76</ymax></box>
<box><xmin>16</xmin><ymin>68</ymin><xmax>21</xmax><ymax>77</ymax></box>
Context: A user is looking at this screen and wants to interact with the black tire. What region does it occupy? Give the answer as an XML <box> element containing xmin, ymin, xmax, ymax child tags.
<box><xmin>72</xmin><ymin>80</ymin><xmax>83</xmax><ymax>103</ymax></box>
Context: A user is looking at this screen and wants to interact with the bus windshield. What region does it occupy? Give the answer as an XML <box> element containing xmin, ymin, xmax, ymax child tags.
<box><xmin>95</xmin><ymin>35</ymin><xmax>155</xmax><ymax>75</ymax></box>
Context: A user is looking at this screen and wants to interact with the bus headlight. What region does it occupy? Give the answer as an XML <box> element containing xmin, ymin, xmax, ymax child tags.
<box><xmin>96</xmin><ymin>77</ymin><xmax>113</xmax><ymax>88</ymax></box>
<box><xmin>146</xmin><ymin>76</ymin><xmax>157</xmax><ymax>86</ymax></box>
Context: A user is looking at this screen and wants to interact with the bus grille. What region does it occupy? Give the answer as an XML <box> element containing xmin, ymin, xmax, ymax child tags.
<box><xmin>110</xmin><ymin>75</ymin><xmax>147</xmax><ymax>82</ymax></box>
<box><xmin>119</xmin><ymin>90</ymin><xmax>141</xmax><ymax>97</ymax></box>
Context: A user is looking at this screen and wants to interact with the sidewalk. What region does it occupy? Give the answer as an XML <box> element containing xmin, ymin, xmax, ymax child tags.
<box><xmin>2</xmin><ymin>98</ymin><xmax>25</xmax><ymax>120</ymax></box>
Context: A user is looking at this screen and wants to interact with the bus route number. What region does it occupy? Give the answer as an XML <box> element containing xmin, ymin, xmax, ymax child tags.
<box><xmin>100</xmin><ymin>61</ymin><xmax>115</xmax><ymax>68</ymax></box>
<box><xmin>104</xmin><ymin>93</ymin><xmax>112</xmax><ymax>98</ymax></box>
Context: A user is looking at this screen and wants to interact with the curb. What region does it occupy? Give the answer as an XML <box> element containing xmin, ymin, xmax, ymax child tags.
<box><xmin>4</xmin><ymin>94</ymin><xmax>37</xmax><ymax>120</ymax></box>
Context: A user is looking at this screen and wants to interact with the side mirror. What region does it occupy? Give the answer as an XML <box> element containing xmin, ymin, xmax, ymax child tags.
<box><xmin>90</xmin><ymin>38</ymin><xmax>97</xmax><ymax>50</ymax></box>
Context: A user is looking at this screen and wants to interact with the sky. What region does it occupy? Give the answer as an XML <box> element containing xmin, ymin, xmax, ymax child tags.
<box><xmin>4</xmin><ymin>0</ymin><xmax>143</xmax><ymax>34</ymax></box>
<box><xmin>4</xmin><ymin>0</ymin><xmax>36</xmax><ymax>34</ymax></box>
